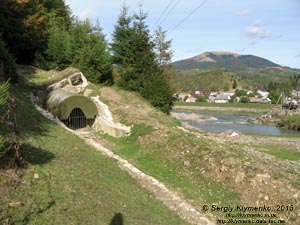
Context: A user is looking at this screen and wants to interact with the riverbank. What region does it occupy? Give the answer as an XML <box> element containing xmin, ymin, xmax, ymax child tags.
<box><xmin>248</xmin><ymin>106</ymin><xmax>300</xmax><ymax>131</ymax></box>
<box><xmin>170</xmin><ymin>112</ymin><xmax>217</xmax><ymax>122</ymax></box>
<box><xmin>172</xmin><ymin>110</ymin><xmax>299</xmax><ymax>136</ymax></box>
<box><xmin>173</xmin><ymin>105</ymin><xmax>270</xmax><ymax>116</ymax></box>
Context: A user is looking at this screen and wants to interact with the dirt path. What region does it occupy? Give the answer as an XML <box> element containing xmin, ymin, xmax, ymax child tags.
<box><xmin>35</xmin><ymin>105</ymin><xmax>214</xmax><ymax>225</ymax></box>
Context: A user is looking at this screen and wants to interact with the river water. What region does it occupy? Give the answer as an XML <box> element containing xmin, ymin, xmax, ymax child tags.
<box><xmin>175</xmin><ymin>111</ymin><xmax>300</xmax><ymax>136</ymax></box>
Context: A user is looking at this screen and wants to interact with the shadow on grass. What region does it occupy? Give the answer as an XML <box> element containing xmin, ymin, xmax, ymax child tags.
<box><xmin>0</xmin><ymin>143</ymin><xmax>55</xmax><ymax>169</ymax></box>
<box><xmin>21</xmin><ymin>200</ymin><xmax>56</xmax><ymax>225</ymax></box>
<box><xmin>110</xmin><ymin>213</ymin><xmax>124</xmax><ymax>225</ymax></box>
<box><xmin>20</xmin><ymin>143</ymin><xmax>55</xmax><ymax>165</ymax></box>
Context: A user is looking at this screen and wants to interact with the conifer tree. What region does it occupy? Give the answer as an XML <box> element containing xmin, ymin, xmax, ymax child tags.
<box><xmin>111</xmin><ymin>5</ymin><xmax>133</xmax><ymax>65</ymax></box>
<box><xmin>110</xmin><ymin>5</ymin><xmax>136</xmax><ymax>88</ymax></box>
<box><xmin>111</xmin><ymin>4</ymin><xmax>174</xmax><ymax>113</ymax></box>
<box><xmin>46</xmin><ymin>24</ymin><xmax>73</xmax><ymax>69</ymax></box>
<box><xmin>153</xmin><ymin>26</ymin><xmax>173</xmax><ymax>67</ymax></box>
<box><xmin>153</xmin><ymin>26</ymin><xmax>176</xmax><ymax>93</ymax></box>
<box><xmin>72</xmin><ymin>20</ymin><xmax>113</xmax><ymax>84</ymax></box>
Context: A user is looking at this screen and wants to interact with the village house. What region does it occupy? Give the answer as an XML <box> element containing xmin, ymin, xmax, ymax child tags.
<box><xmin>249</xmin><ymin>97</ymin><xmax>271</xmax><ymax>104</ymax></box>
<box><xmin>208</xmin><ymin>91</ymin><xmax>231</xmax><ymax>103</ymax></box>
<box><xmin>224</xmin><ymin>90</ymin><xmax>236</xmax><ymax>97</ymax></box>
<box><xmin>177</xmin><ymin>92</ymin><xmax>188</xmax><ymax>101</ymax></box>
<box><xmin>291</xmin><ymin>90</ymin><xmax>300</xmax><ymax>98</ymax></box>
<box><xmin>215</xmin><ymin>93</ymin><xmax>230</xmax><ymax>103</ymax></box>
<box><xmin>194</xmin><ymin>90</ymin><xmax>206</xmax><ymax>97</ymax></box>
<box><xmin>247</xmin><ymin>87</ymin><xmax>269</xmax><ymax>98</ymax></box>
<box><xmin>185</xmin><ymin>97</ymin><xmax>197</xmax><ymax>102</ymax></box>
<box><xmin>214</xmin><ymin>93</ymin><xmax>231</xmax><ymax>103</ymax></box>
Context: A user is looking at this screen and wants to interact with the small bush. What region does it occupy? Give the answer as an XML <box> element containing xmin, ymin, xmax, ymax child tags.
<box><xmin>240</xmin><ymin>96</ymin><xmax>250</xmax><ymax>103</ymax></box>
<box><xmin>196</xmin><ymin>96</ymin><xmax>207</xmax><ymax>102</ymax></box>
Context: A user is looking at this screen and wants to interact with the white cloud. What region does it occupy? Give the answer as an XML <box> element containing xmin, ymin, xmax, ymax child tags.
<box><xmin>79</xmin><ymin>7</ymin><xmax>94</xmax><ymax>20</ymax></box>
<box><xmin>296</xmin><ymin>54</ymin><xmax>300</xmax><ymax>58</ymax></box>
<box><xmin>237</xmin><ymin>9</ymin><xmax>250</xmax><ymax>16</ymax></box>
<box><xmin>246</xmin><ymin>21</ymin><xmax>272</xmax><ymax>39</ymax></box>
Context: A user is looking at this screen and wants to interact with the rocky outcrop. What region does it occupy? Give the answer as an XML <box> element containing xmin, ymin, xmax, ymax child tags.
<box><xmin>248</xmin><ymin>106</ymin><xmax>300</xmax><ymax>131</ymax></box>
<box><xmin>47</xmin><ymin>72</ymin><xmax>89</xmax><ymax>94</ymax></box>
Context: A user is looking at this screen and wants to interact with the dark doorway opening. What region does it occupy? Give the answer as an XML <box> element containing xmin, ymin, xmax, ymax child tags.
<box><xmin>61</xmin><ymin>108</ymin><xmax>95</xmax><ymax>130</ymax></box>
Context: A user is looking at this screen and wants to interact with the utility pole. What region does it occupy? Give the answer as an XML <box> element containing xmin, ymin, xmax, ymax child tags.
<box><xmin>276</xmin><ymin>92</ymin><xmax>282</xmax><ymax>105</ymax></box>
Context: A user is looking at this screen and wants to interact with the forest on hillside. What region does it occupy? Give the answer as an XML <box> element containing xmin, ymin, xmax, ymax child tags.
<box><xmin>172</xmin><ymin>69</ymin><xmax>300</xmax><ymax>99</ymax></box>
<box><xmin>0</xmin><ymin>0</ymin><xmax>174</xmax><ymax>114</ymax></box>
<box><xmin>0</xmin><ymin>0</ymin><xmax>176</xmax><ymax>165</ymax></box>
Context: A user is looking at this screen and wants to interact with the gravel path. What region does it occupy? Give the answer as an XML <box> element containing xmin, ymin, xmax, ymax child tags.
<box><xmin>35</xmin><ymin>104</ymin><xmax>215</xmax><ymax>225</ymax></box>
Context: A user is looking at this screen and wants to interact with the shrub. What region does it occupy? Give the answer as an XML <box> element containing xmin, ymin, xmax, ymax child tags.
<box><xmin>196</xmin><ymin>96</ymin><xmax>207</xmax><ymax>102</ymax></box>
<box><xmin>240</xmin><ymin>96</ymin><xmax>250</xmax><ymax>103</ymax></box>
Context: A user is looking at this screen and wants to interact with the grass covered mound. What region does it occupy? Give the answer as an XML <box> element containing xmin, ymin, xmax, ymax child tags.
<box><xmin>95</xmin><ymin>86</ymin><xmax>300</xmax><ymax>224</ymax></box>
<box><xmin>0</xmin><ymin>84</ymin><xmax>189</xmax><ymax>225</ymax></box>
<box><xmin>2</xmin><ymin>66</ymin><xmax>299</xmax><ymax>224</ymax></box>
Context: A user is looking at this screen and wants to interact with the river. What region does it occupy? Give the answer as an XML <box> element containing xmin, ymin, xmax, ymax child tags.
<box><xmin>174</xmin><ymin>111</ymin><xmax>300</xmax><ymax>135</ymax></box>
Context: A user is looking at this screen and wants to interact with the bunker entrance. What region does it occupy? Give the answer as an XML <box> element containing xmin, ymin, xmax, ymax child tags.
<box><xmin>61</xmin><ymin>108</ymin><xmax>95</xmax><ymax>130</ymax></box>
<box><xmin>46</xmin><ymin>89</ymin><xmax>98</xmax><ymax>130</ymax></box>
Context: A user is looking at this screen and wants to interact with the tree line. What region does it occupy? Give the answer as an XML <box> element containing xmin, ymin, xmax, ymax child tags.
<box><xmin>0</xmin><ymin>0</ymin><xmax>174</xmax><ymax>114</ymax></box>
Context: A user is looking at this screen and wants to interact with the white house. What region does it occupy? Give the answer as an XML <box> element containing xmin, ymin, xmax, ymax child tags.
<box><xmin>248</xmin><ymin>88</ymin><xmax>269</xmax><ymax>98</ymax></box>
<box><xmin>224</xmin><ymin>90</ymin><xmax>236</xmax><ymax>97</ymax></box>
<box><xmin>249</xmin><ymin>97</ymin><xmax>271</xmax><ymax>104</ymax></box>
<box><xmin>257</xmin><ymin>89</ymin><xmax>269</xmax><ymax>98</ymax></box>
<box><xmin>185</xmin><ymin>97</ymin><xmax>197</xmax><ymax>103</ymax></box>
<box><xmin>178</xmin><ymin>92</ymin><xmax>188</xmax><ymax>101</ymax></box>
<box><xmin>214</xmin><ymin>93</ymin><xmax>230</xmax><ymax>103</ymax></box>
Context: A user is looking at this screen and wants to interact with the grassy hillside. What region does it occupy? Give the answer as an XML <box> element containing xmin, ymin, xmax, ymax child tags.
<box><xmin>172</xmin><ymin>70</ymin><xmax>241</xmax><ymax>91</ymax></box>
<box><xmin>172</xmin><ymin>68</ymin><xmax>295</xmax><ymax>91</ymax></box>
<box><xmin>94</xmin><ymin>86</ymin><xmax>300</xmax><ymax>224</ymax></box>
<box><xmin>0</xmin><ymin>85</ymin><xmax>189</xmax><ymax>224</ymax></box>
<box><xmin>2</xmin><ymin>67</ymin><xmax>300</xmax><ymax>224</ymax></box>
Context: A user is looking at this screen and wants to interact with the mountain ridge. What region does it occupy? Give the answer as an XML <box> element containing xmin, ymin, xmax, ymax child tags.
<box><xmin>172</xmin><ymin>51</ymin><xmax>298</xmax><ymax>72</ymax></box>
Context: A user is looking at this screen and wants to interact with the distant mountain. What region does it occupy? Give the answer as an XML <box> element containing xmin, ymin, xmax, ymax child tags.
<box><xmin>172</xmin><ymin>51</ymin><xmax>293</xmax><ymax>72</ymax></box>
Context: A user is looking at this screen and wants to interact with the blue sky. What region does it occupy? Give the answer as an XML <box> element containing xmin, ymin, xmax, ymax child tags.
<box><xmin>65</xmin><ymin>0</ymin><xmax>300</xmax><ymax>68</ymax></box>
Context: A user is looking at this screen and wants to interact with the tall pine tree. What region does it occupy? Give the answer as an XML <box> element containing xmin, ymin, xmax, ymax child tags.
<box><xmin>110</xmin><ymin>5</ymin><xmax>136</xmax><ymax>88</ymax></box>
<box><xmin>111</xmin><ymin>5</ymin><xmax>173</xmax><ymax>113</ymax></box>
<box><xmin>73</xmin><ymin>20</ymin><xmax>113</xmax><ymax>84</ymax></box>
<box><xmin>153</xmin><ymin>26</ymin><xmax>173</xmax><ymax>67</ymax></box>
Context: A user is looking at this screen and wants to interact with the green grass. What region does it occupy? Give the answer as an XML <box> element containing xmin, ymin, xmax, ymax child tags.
<box><xmin>292</xmin><ymin>180</ymin><xmax>300</xmax><ymax>189</ymax></box>
<box><xmin>0</xmin><ymin>85</ymin><xmax>189</xmax><ymax>225</ymax></box>
<box><xmin>97</xmin><ymin>124</ymin><xmax>240</xmax><ymax>212</ymax></box>
<box><xmin>175</xmin><ymin>101</ymin><xmax>275</xmax><ymax>109</ymax></box>
<box><xmin>282</xmin><ymin>115</ymin><xmax>300</xmax><ymax>122</ymax></box>
<box><xmin>173</xmin><ymin>107</ymin><xmax>266</xmax><ymax>116</ymax></box>
<box><xmin>17</xmin><ymin>65</ymin><xmax>80</xmax><ymax>87</ymax></box>
<box><xmin>86</xmin><ymin>83</ymin><xmax>102</xmax><ymax>97</ymax></box>
<box><xmin>257</xmin><ymin>144</ymin><xmax>300</xmax><ymax>161</ymax></box>
<box><xmin>247</xmin><ymin>133</ymin><xmax>300</xmax><ymax>138</ymax></box>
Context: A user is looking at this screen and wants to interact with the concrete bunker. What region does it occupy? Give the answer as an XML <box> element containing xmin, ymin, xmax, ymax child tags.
<box><xmin>46</xmin><ymin>89</ymin><xmax>98</xmax><ymax>129</ymax></box>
